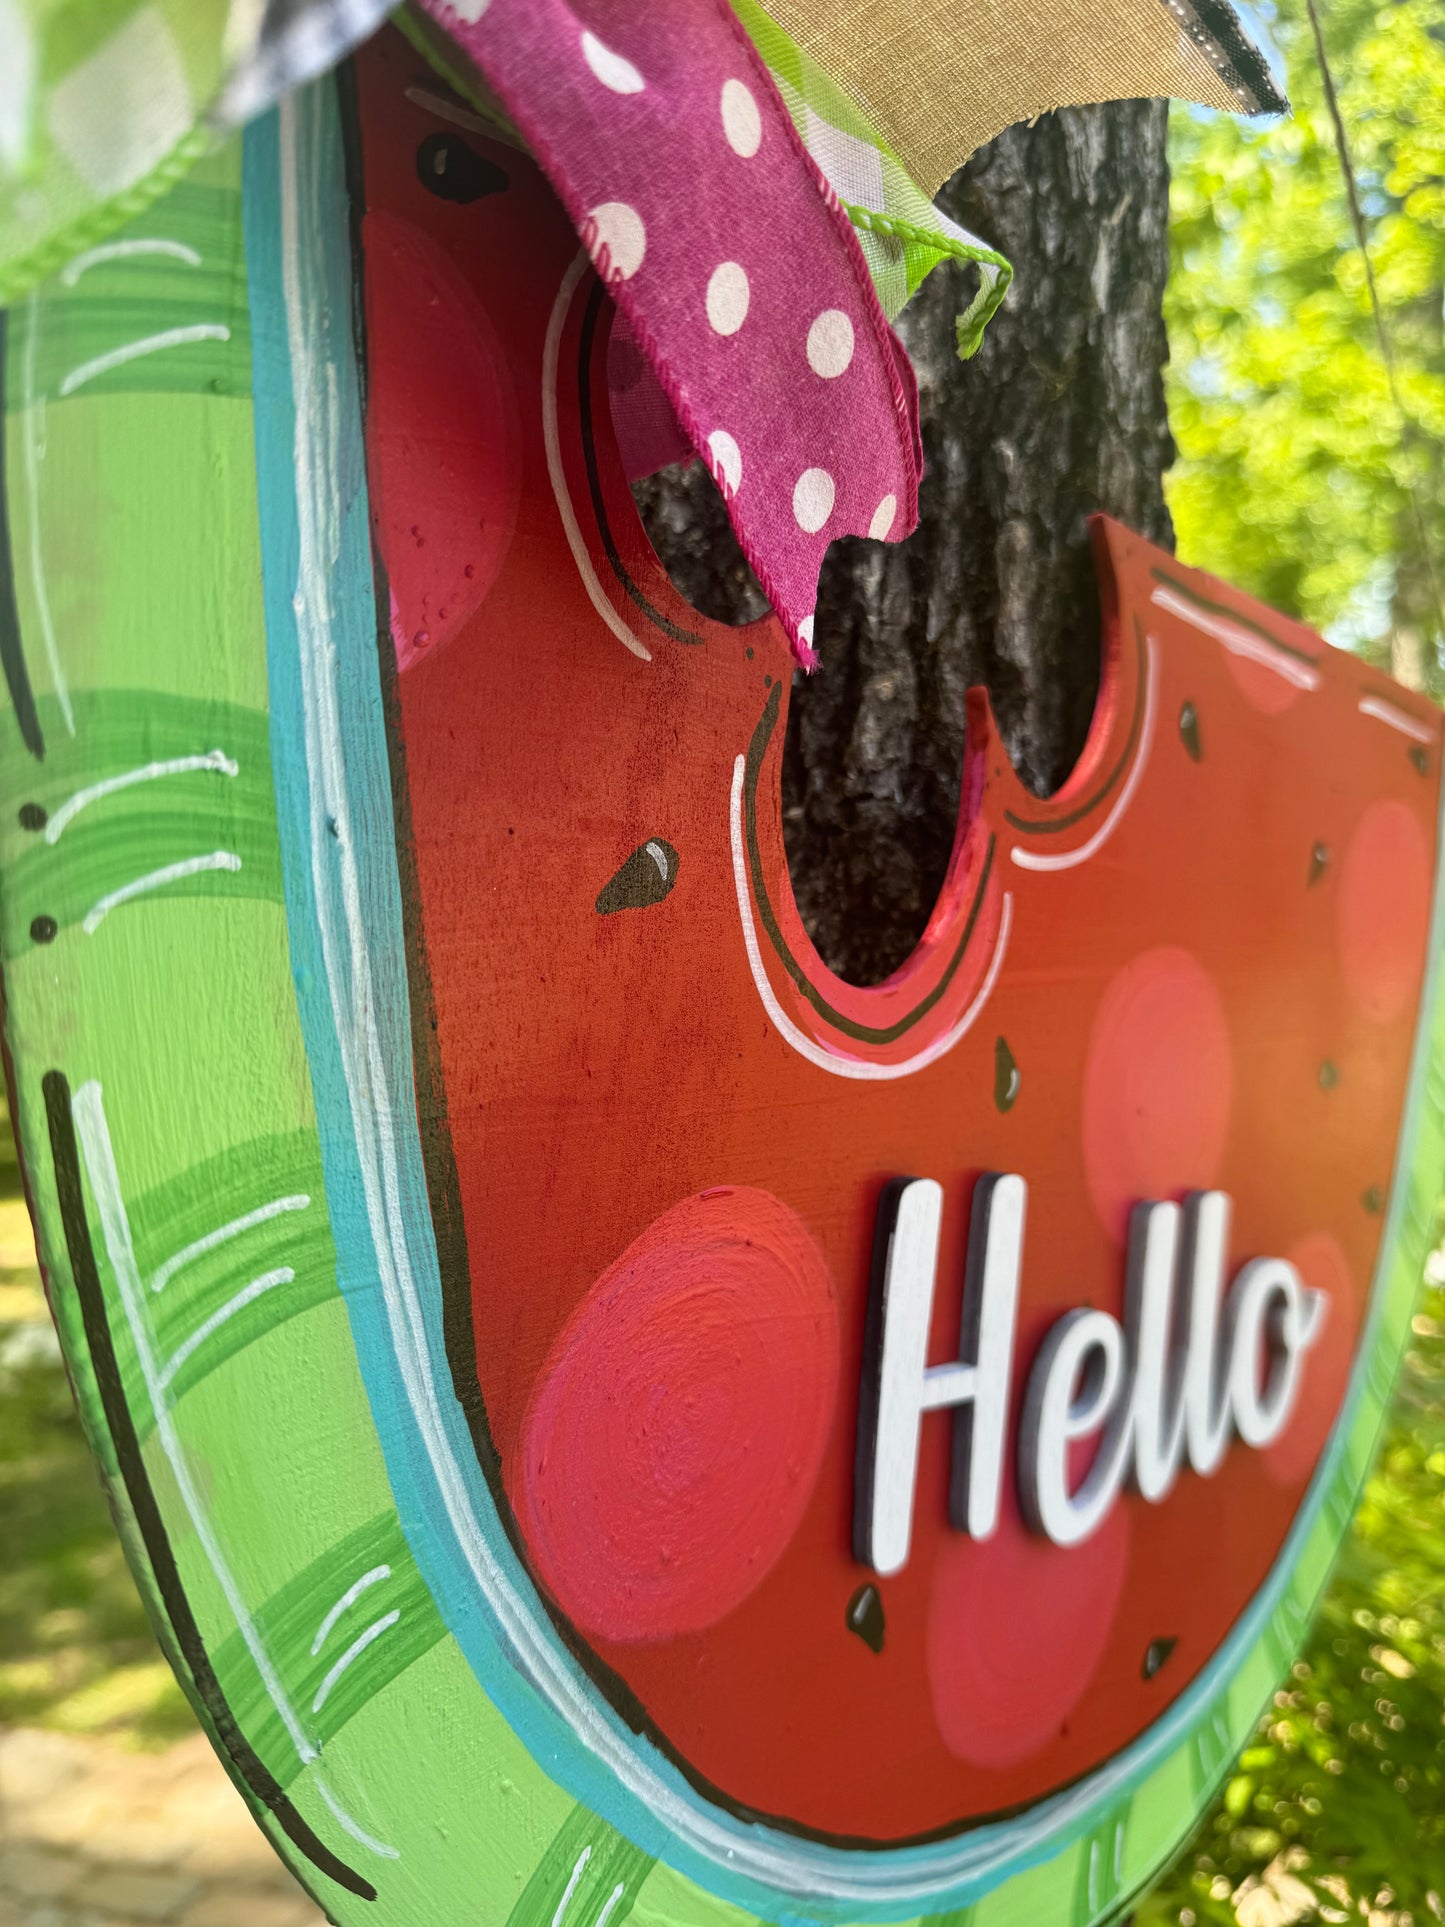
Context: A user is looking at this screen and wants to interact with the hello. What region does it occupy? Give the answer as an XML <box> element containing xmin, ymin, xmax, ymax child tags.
<box><xmin>855</xmin><ymin>1175</ymin><xmax>1326</xmax><ymax>1574</ymax></box>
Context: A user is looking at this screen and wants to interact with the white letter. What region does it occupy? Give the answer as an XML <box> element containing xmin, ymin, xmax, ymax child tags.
<box><xmin>1183</xmin><ymin>1190</ymin><xmax>1234</xmax><ymax>1476</ymax></box>
<box><xmin>1020</xmin><ymin>1308</ymin><xmax>1131</xmax><ymax>1547</ymax></box>
<box><xmin>855</xmin><ymin>1174</ymin><xmax>1024</xmax><ymax>1576</ymax></box>
<box><xmin>950</xmin><ymin>1173</ymin><xmax>1025</xmax><ymax>1541</ymax></box>
<box><xmin>1227</xmin><ymin>1258</ymin><xmax>1326</xmax><ymax>1447</ymax></box>
<box><xmin>1125</xmin><ymin>1200</ymin><xmax>1190</xmax><ymax>1502</ymax></box>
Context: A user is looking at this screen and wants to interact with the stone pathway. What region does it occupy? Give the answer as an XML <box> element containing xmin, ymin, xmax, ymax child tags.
<box><xmin>0</xmin><ymin>1728</ymin><xmax>328</xmax><ymax>1927</ymax></box>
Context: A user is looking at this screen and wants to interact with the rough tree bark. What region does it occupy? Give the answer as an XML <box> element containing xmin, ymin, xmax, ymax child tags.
<box><xmin>634</xmin><ymin>98</ymin><xmax>1176</xmax><ymax>984</ymax></box>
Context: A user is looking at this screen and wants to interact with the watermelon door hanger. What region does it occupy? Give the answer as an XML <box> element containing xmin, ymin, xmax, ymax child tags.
<box><xmin>3</xmin><ymin>30</ymin><xmax>1443</xmax><ymax>1927</ymax></box>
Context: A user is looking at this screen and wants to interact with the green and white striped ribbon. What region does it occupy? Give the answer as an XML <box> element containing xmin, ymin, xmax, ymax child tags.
<box><xmin>732</xmin><ymin>0</ymin><xmax>1013</xmax><ymax>354</ymax></box>
<box><xmin>0</xmin><ymin>0</ymin><xmax>1013</xmax><ymax>339</ymax></box>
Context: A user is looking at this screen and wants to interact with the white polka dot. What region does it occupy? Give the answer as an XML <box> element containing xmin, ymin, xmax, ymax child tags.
<box><xmin>721</xmin><ymin>78</ymin><xmax>761</xmax><ymax>157</ymax></box>
<box><xmin>706</xmin><ymin>261</ymin><xmax>750</xmax><ymax>336</ymax></box>
<box><xmin>793</xmin><ymin>468</ymin><xmax>835</xmax><ymax>534</ymax></box>
<box><xmin>586</xmin><ymin>202</ymin><xmax>646</xmax><ymax>281</ymax></box>
<box><xmin>806</xmin><ymin>310</ymin><xmax>854</xmax><ymax>378</ymax></box>
<box><xmin>580</xmin><ymin>28</ymin><xmax>644</xmax><ymax>94</ymax></box>
<box><xmin>868</xmin><ymin>494</ymin><xmax>897</xmax><ymax>540</ymax></box>
<box><xmin>708</xmin><ymin>430</ymin><xmax>742</xmax><ymax>497</ymax></box>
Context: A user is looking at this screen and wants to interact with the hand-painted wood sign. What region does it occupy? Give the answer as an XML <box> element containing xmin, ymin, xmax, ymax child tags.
<box><xmin>1</xmin><ymin>28</ymin><xmax>1442</xmax><ymax>1927</ymax></box>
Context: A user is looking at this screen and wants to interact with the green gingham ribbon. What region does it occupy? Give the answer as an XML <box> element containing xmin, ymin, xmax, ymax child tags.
<box><xmin>0</xmin><ymin>0</ymin><xmax>395</xmax><ymax>304</ymax></box>
<box><xmin>0</xmin><ymin>0</ymin><xmax>231</xmax><ymax>304</ymax></box>
<box><xmin>1</xmin><ymin>0</ymin><xmax>1012</xmax><ymax>347</ymax></box>
<box><xmin>731</xmin><ymin>0</ymin><xmax>1013</xmax><ymax>353</ymax></box>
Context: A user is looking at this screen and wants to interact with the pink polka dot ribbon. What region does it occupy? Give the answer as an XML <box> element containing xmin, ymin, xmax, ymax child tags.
<box><xmin>416</xmin><ymin>0</ymin><xmax>923</xmax><ymax>666</ymax></box>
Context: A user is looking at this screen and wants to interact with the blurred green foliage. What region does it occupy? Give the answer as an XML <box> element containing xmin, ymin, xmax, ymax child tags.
<box><xmin>1165</xmin><ymin>0</ymin><xmax>1445</xmax><ymax>689</ymax></box>
<box><xmin>1143</xmin><ymin>2</ymin><xmax>1445</xmax><ymax>1919</ymax></box>
<box><xmin>0</xmin><ymin>1094</ymin><xmax>191</xmax><ymax>1747</ymax></box>
<box><xmin>1139</xmin><ymin>1275</ymin><xmax>1445</xmax><ymax>1925</ymax></box>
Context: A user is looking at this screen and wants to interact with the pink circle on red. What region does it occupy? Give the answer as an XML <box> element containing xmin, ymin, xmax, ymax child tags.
<box><xmin>511</xmin><ymin>1186</ymin><xmax>839</xmax><ymax>1642</ymax></box>
<box><xmin>1082</xmin><ymin>947</ymin><xmax>1234</xmax><ymax>1241</ymax></box>
<box><xmin>1335</xmin><ymin>799</ymin><xmax>1431</xmax><ymax>1025</ymax></box>
<box><xmin>926</xmin><ymin>1499</ymin><xmax>1130</xmax><ymax>1769</ymax></box>
<box><xmin>1265</xmin><ymin>1231</ymin><xmax>1357</xmax><ymax>1487</ymax></box>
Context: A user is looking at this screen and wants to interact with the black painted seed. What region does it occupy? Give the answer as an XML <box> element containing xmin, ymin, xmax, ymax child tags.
<box><xmin>596</xmin><ymin>838</ymin><xmax>679</xmax><ymax>915</ymax></box>
<box><xmin>994</xmin><ymin>1035</ymin><xmax>1020</xmax><ymax>1112</ymax></box>
<box><xmin>846</xmin><ymin>1583</ymin><xmax>885</xmax><ymax>1654</ymax></box>
<box><xmin>1410</xmin><ymin>745</ymin><xmax>1429</xmax><ymax>777</ymax></box>
<box><xmin>1143</xmin><ymin>1635</ymin><xmax>1178</xmax><ymax>1680</ymax></box>
<box><xmin>1362</xmin><ymin>1185</ymin><xmax>1384</xmax><ymax>1215</ymax></box>
<box><xmin>1319</xmin><ymin>1060</ymin><xmax>1340</xmax><ymax>1091</ymax></box>
<box><xmin>1308</xmin><ymin>841</ymin><xmax>1330</xmax><ymax>887</ymax></box>
<box><xmin>1178</xmin><ymin>700</ymin><xmax>1202</xmax><ymax>762</ymax></box>
<box><xmin>18</xmin><ymin>803</ymin><xmax>46</xmax><ymax>832</ymax></box>
<box><xmin>30</xmin><ymin>915</ymin><xmax>57</xmax><ymax>944</ymax></box>
<box><xmin>416</xmin><ymin>132</ymin><xmax>509</xmax><ymax>204</ymax></box>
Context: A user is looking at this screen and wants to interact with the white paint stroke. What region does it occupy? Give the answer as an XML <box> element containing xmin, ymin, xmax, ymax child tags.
<box><xmin>72</xmin><ymin>1082</ymin><xmax>317</xmax><ymax>1764</ymax></box>
<box><xmin>61</xmin><ymin>237</ymin><xmax>201</xmax><ymax>284</ymax></box>
<box><xmin>313</xmin><ymin>1776</ymin><xmax>400</xmax><ymax>1859</ymax></box>
<box><xmin>312</xmin><ymin>1565</ymin><xmax>392</xmax><ymax>1656</ymax></box>
<box><xmin>644</xmin><ymin>839</ymin><xmax>669</xmax><ymax>881</ymax></box>
<box><xmin>730</xmin><ymin>756</ymin><xmax>1011</xmax><ymax>1081</ymax></box>
<box><xmin>157</xmin><ymin>1267</ymin><xmax>292</xmax><ymax>1391</ymax></box>
<box><xmin>83</xmin><ymin>851</ymin><xmax>241</xmax><ymax>933</ymax></box>
<box><xmin>310</xmin><ymin>1611</ymin><xmax>400</xmax><ymax>1714</ymax></box>
<box><xmin>553</xmin><ymin>1846</ymin><xmax>592</xmax><ymax>1927</ymax></box>
<box><xmin>21</xmin><ymin>290</ymin><xmax>74</xmax><ymax>734</ymax></box>
<box><xmin>542</xmin><ymin>252</ymin><xmax>651</xmax><ymax>662</ymax></box>
<box><xmin>594</xmin><ymin>1883</ymin><xmax>626</xmax><ymax>1927</ymax></box>
<box><xmin>1359</xmin><ymin>694</ymin><xmax>1435</xmax><ymax>746</ymax></box>
<box><xmin>46</xmin><ymin>750</ymin><xmax>238</xmax><ymax>843</ymax></box>
<box><xmin>151</xmin><ymin>1194</ymin><xmax>311</xmax><ymax>1294</ymax></box>
<box><xmin>404</xmin><ymin>86</ymin><xmax>493</xmax><ymax>136</ymax></box>
<box><xmin>1012</xmin><ymin>631</ymin><xmax>1158</xmax><ymax>873</ymax></box>
<box><xmin>59</xmin><ymin>324</ymin><xmax>231</xmax><ymax>398</ymax></box>
<box><xmin>1150</xmin><ymin>583</ymin><xmax>1321</xmax><ymax>691</ymax></box>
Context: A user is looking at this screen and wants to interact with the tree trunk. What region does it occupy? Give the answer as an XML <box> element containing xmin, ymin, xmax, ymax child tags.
<box><xmin>636</xmin><ymin>98</ymin><xmax>1176</xmax><ymax>984</ymax></box>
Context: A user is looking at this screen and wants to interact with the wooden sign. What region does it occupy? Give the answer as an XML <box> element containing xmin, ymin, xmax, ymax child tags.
<box><xmin>2</xmin><ymin>29</ymin><xmax>1442</xmax><ymax>1927</ymax></box>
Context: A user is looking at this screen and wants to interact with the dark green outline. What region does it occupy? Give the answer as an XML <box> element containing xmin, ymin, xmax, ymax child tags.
<box><xmin>1151</xmin><ymin>566</ymin><xmax>1319</xmax><ymax>666</ymax></box>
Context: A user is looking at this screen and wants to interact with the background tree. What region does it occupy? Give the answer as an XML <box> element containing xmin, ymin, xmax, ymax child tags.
<box><xmin>638</xmin><ymin>98</ymin><xmax>1175</xmax><ymax>984</ymax></box>
<box><xmin>1166</xmin><ymin>0</ymin><xmax>1445</xmax><ymax>696</ymax></box>
<box><xmin>1143</xmin><ymin>4</ymin><xmax>1445</xmax><ymax>1919</ymax></box>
